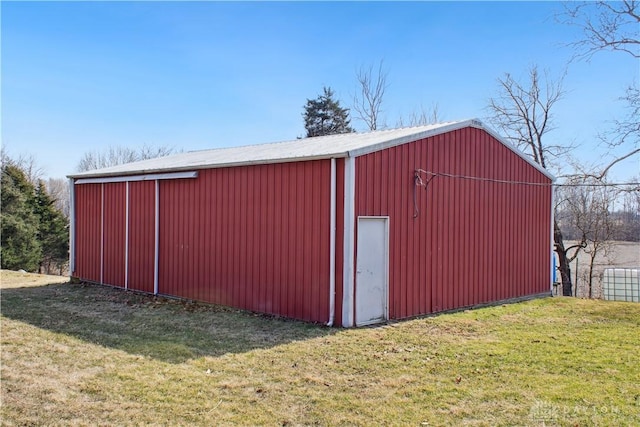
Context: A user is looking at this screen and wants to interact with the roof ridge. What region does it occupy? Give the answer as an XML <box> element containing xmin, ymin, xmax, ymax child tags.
<box><xmin>186</xmin><ymin>121</ymin><xmax>463</xmax><ymax>154</ymax></box>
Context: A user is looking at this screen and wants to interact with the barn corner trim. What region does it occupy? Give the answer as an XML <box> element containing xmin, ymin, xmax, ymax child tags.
<box><xmin>341</xmin><ymin>156</ymin><xmax>357</xmax><ymax>328</ymax></box>
<box><xmin>327</xmin><ymin>157</ymin><xmax>337</xmax><ymax>327</ymax></box>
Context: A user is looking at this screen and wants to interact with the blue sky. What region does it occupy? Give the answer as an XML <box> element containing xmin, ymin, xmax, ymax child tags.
<box><xmin>2</xmin><ymin>1</ymin><xmax>638</xmax><ymax>180</ymax></box>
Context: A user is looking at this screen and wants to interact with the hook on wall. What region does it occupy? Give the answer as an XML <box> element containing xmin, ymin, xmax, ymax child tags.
<box><xmin>413</xmin><ymin>169</ymin><xmax>436</xmax><ymax>219</ymax></box>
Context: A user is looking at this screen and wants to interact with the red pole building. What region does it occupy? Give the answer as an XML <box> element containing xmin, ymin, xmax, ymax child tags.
<box><xmin>69</xmin><ymin>119</ymin><xmax>554</xmax><ymax>327</ymax></box>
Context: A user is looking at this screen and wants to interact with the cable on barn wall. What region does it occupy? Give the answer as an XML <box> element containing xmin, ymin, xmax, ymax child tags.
<box><xmin>413</xmin><ymin>170</ymin><xmax>436</xmax><ymax>219</ymax></box>
<box><xmin>415</xmin><ymin>169</ymin><xmax>551</xmax><ymax>187</ymax></box>
<box><xmin>414</xmin><ymin>168</ymin><xmax>639</xmax><ymax>187</ymax></box>
<box><xmin>412</xmin><ymin>168</ymin><xmax>639</xmax><ymax>219</ymax></box>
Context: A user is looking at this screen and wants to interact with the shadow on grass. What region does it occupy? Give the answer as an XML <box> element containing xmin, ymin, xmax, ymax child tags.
<box><xmin>1</xmin><ymin>282</ymin><xmax>336</xmax><ymax>364</ymax></box>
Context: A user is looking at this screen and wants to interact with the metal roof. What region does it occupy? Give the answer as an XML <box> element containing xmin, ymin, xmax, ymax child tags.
<box><xmin>68</xmin><ymin>119</ymin><xmax>554</xmax><ymax>180</ymax></box>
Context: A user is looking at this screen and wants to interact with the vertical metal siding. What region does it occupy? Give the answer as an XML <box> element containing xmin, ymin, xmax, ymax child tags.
<box><xmin>127</xmin><ymin>181</ymin><xmax>155</xmax><ymax>293</ymax></box>
<box><xmin>157</xmin><ymin>160</ymin><xmax>332</xmax><ymax>323</ymax></box>
<box><xmin>102</xmin><ymin>183</ymin><xmax>126</xmax><ymax>287</ymax></box>
<box><xmin>74</xmin><ymin>183</ymin><xmax>102</xmax><ymax>282</ymax></box>
<box><xmin>354</xmin><ymin>127</ymin><xmax>552</xmax><ymax>320</ymax></box>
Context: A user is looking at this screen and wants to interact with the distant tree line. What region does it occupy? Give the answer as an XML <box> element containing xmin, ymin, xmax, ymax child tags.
<box><xmin>557</xmin><ymin>195</ymin><xmax>640</xmax><ymax>243</ymax></box>
<box><xmin>76</xmin><ymin>144</ymin><xmax>178</xmax><ymax>172</ymax></box>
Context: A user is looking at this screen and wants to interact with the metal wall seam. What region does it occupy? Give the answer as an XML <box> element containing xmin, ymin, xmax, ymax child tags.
<box><xmin>328</xmin><ymin>158</ymin><xmax>336</xmax><ymax>326</ymax></box>
<box><xmin>342</xmin><ymin>157</ymin><xmax>356</xmax><ymax>327</ymax></box>
<box><xmin>550</xmin><ymin>184</ymin><xmax>555</xmax><ymax>293</ymax></box>
<box><xmin>103</xmin><ymin>183</ymin><xmax>126</xmax><ymax>287</ymax></box>
<box><xmin>76</xmin><ymin>184</ymin><xmax>102</xmax><ymax>282</ymax></box>
<box><xmin>154</xmin><ymin>180</ymin><xmax>159</xmax><ymax>295</ymax></box>
<box><xmin>125</xmin><ymin>181</ymin><xmax>129</xmax><ymax>290</ymax></box>
<box><xmin>100</xmin><ymin>183</ymin><xmax>104</xmax><ymax>284</ymax></box>
<box><xmin>126</xmin><ymin>181</ymin><xmax>153</xmax><ymax>293</ymax></box>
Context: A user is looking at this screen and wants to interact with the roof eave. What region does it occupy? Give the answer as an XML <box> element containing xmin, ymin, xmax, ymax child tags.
<box><xmin>67</xmin><ymin>152</ymin><xmax>351</xmax><ymax>180</ymax></box>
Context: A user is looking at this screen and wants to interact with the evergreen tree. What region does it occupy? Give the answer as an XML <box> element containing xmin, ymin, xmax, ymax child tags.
<box><xmin>303</xmin><ymin>87</ymin><xmax>355</xmax><ymax>137</ymax></box>
<box><xmin>1</xmin><ymin>164</ymin><xmax>42</xmax><ymax>271</ymax></box>
<box><xmin>34</xmin><ymin>181</ymin><xmax>69</xmax><ymax>274</ymax></box>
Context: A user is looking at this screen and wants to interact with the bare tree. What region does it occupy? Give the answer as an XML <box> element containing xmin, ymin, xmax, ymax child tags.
<box><xmin>487</xmin><ymin>65</ymin><xmax>578</xmax><ymax>296</ymax></box>
<box><xmin>593</xmin><ymin>85</ymin><xmax>640</xmax><ymax>182</ymax></box>
<box><xmin>488</xmin><ymin>66</ymin><xmax>568</xmax><ymax>169</ymax></box>
<box><xmin>0</xmin><ymin>151</ymin><xmax>46</xmax><ymax>184</ymax></box>
<box><xmin>77</xmin><ymin>144</ymin><xmax>177</xmax><ymax>172</ymax></box>
<box><xmin>609</xmin><ymin>85</ymin><xmax>640</xmax><ymax>149</ymax></box>
<box><xmin>562</xmin><ymin>181</ymin><xmax>640</xmax><ymax>242</ymax></box>
<box><xmin>1</xmin><ymin>146</ymin><xmax>48</xmax><ymax>185</ymax></box>
<box><xmin>396</xmin><ymin>103</ymin><xmax>442</xmax><ymax>127</ymax></box>
<box><xmin>573</xmin><ymin>86</ymin><xmax>640</xmax><ymax>186</ymax></box>
<box><xmin>561</xmin><ymin>1</ymin><xmax>640</xmax><ymax>179</ymax></box>
<box><xmin>77</xmin><ymin>146</ymin><xmax>136</xmax><ymax>172</ymax></box>
<box><xmin>139</xmin><ymin>144</ymin><xmax>178</xmax><ymax>161</ymax></box>
<box><xmin>46</xmin><ymin>178</ymin><xmax>70</xmax><ymax>218</ymax></box>
<box><xmin>353</xmin><ymin>60</ymin><xmax>389</xmax><ymax>131</ymax></box>
<box><xmin>557</xmin><ymin>176</ymin><xmax>617</xmax><ymax>298</ymax></box>
<box><xmin>614</xmin><ymin>185</ymin><xmax>640</xmax><ymax>241</ymax></box>
<box><xmin>561</xmin><ymin>0</ymin><xmax>640</xmax><ymax>60</ymax></box>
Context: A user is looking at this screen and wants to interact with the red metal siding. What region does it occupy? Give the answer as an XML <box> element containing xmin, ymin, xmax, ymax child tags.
<box><xmin>354</xmin><ymin>127</ymin><xmax>552</xmax><ymax>320</ymax></box>
<box><xmin>74</xmin><ymin>183</ymin><xmax>102</xmax><ymax>282</ymax></box>
<box><xmin>157</xmin><ymin>160</ymin><xmax>332</xmax><ymax>323</ymax></box>
<box><xmin>128</xmin><ymin>181</ymin><xmax>155</xmax><ymax>293</ymax></box>
<box><xmin>102</xmin><ymin>183</ymin><xmax>126</xmax><ymax>287</ymax></box>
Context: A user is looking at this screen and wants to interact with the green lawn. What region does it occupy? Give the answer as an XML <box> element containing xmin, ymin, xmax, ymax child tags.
<box><xmin>1</xmin><ymin>272</ymin><xmax>638</xmax><ymax>426</ymax></box>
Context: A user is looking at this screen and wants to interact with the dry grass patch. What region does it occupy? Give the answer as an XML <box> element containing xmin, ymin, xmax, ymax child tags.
<box><xmin>1</xmin><ymin>273</ymin><xmax>639</xmax><ymax>426</ymax></box>
<box><xmin>1</xmin><ymin>269</ymin><xmax>68</xmax><ymax>288</ymax></box>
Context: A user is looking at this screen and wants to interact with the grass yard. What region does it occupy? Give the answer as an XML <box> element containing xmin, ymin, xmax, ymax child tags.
<box><xmin>1</xmin><ymin>271</ymin><xmax>639</xmax><ymax>426</ymax></box>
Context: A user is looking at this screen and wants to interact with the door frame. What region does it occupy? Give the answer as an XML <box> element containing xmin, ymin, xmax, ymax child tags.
<box><xmin>355</xmin><ymin>216</ymin><xmax>390</xmax><ymax>326</ymax></box>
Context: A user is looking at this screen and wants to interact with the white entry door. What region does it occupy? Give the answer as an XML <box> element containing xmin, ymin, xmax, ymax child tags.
<box><xmin>355</xmin><ymin>217</ymin><xmax>389</xmax><ymax>326</ymax></box>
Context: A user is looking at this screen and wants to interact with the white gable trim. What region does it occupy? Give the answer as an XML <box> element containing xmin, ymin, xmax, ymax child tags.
<box><xmin>347</xmin><ymin>119</ymin><xmax>555</xmax><ymax>182</ymax></box>
<box><xmin>476</xmin><ymin>123</ymin><xmax>556</xmax><ymax>182</ymax></box>
<box><xmin>347</xmin><ymin>120</ymin><xmax>477</xmax><ymax>158</ymax></box>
